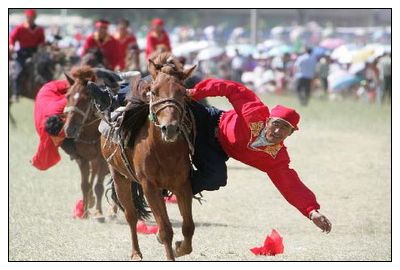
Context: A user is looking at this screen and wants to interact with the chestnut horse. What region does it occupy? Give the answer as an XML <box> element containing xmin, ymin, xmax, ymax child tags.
<box><xmin>63</xmin><ymin>66</ymin><xmax>109</xmax><ymax>220</ymax></box>
<box><xmin>101</xmin><ymin>52</ymin><xmax>196</xmax><ymax>260</ymax></box>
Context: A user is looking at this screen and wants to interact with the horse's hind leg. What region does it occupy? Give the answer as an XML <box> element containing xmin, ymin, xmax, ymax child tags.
<box><xmin>77</xmin><ymin>158</ymin><xmax>90</xmax><ymax>218</ymax></box>
<box><xmin>174</xmin><ymin>181</ymin><xmax>194</xmax><ymax>257</ymax></box>
<box><xmin>111</xmin><ymin>167</ymin><xmax>142</xmax><ymax>261</ymax></box>
<box><xmin>142</xmin><ymin>182</ymin><xmax>175</xmax><ymax>261</ymax></box>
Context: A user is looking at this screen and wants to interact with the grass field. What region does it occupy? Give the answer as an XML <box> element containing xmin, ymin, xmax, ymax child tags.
<box><xmin>9</xmin><ymin>93</ymin><xmax>391</xmax><ymax>261</ymax></box>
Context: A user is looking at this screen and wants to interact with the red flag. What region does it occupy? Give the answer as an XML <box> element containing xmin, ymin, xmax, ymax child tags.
<box><xmin>250</xmin><ymin>229</ymin><xmax>284</xmax><ymax>256</ymax></box>
<box><xmin>73</xmin><ymin>199</ymin><xmax>85</xmax><ymax>219</ymax></box>
<box><xmin>136</xmin><ymin>221</ymin><xmax>159</xmax><ymax>234</ymax></box>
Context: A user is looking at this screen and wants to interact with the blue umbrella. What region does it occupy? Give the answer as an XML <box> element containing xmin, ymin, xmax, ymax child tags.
<box><xmin>330</xmin><ymin>74</ymin><xmax>362</xmax><ymax>92</ymax></box>
<box><xmin>312</xmin><ymin>46</ymin><xmax>330</xmax><ymax>58</ymax></box>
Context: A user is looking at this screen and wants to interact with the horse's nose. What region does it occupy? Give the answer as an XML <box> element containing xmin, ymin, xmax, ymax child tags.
<box><xmin>160</xmin><ymin>124</ymin><xmax>180</xmax><ymax>139</ymax></box>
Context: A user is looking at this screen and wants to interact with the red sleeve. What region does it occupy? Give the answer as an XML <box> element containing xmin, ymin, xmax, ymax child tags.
<box><xmin>9</xmin><ymin>25</ymin><xmax>20</xmax><ymax>46</ymax></box>
<box><xmin>191</xmin><ymin>78</ymin><xmax>268</xmax><ymax>124</ymax></box>
<box><xmin>146</xmin><ymin>33</ymin><xmax>155</xmax><ymax>58</ymax></box>
<box><xmin>81</xmin><ymin>35</ymin><xmax>95</xmax><ymax>56</ymax></box>
<box><xmin>267</xmin><ymin>163</ymin><xmax>320</xmax><ymax>217</ymax></box>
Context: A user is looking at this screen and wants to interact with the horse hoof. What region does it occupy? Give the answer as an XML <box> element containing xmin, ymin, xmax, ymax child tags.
<box><xmin>93</xmin><ymin>216</ymin><xmax>105</xmax><ymax>223</ymax></box>
<box><xmin>174</xmin><ymin>241</ymin><xmax>192</xmax><ymax>257</ymax></box>
<box><xmin>131</xmin><ymin>253</ymin><xmax>143</xmax><ymax>261</ymax></box>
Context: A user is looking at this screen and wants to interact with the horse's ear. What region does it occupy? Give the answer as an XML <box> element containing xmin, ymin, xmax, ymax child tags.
<box><xmin>148</xmin><ymin>59</ymin><xmax>162</xmax><ymax>79</ymax></box>
<box><xmin>182</xmin><ymin>65</ymin><xmax>197</xmax><ymax>81</ymax></box>
<box><xmin>64</xmin><ymin>72</ymin><xmax>75</xmax><ymax>85</ymax></box>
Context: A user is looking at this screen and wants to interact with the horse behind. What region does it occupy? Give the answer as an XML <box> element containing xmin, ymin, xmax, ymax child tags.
<box><xmin>62</xmin><ymin>66</ymin><xmax>109</xmax><ymax>220</ymax></box>
<box><xmin>101</xmin><ymin>52</ymin><xmax>196</xmax><ymax>260</ymax></box>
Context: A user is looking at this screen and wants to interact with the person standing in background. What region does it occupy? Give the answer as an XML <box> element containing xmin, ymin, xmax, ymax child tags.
<box><xmin>294</xmin><ymin>47</ymin><xmax>317</xmax><ymax>106</ymax></box>
<box><xmin>114</xmin><ymin>19</ymin><xmax>140</xmax><ymax>71</ymax></box>
<box><xmin>145</xmin><ymin>18</ymin><xmax>171</xmax><ymax>59</ymax></box>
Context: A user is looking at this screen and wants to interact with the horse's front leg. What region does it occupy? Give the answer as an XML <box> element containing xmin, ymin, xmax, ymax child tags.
<box><xmin>77</xmin><ymin>158</ymin><xmax>90</xmax><ymax>218</ymax></box>
<box><xmin>142</xmin><ymin>181</ymin><xmax>175</xmax><ymax>261</ymax></box>
<box><xmin>93</xmin><ymin>157</ymin><xmax>108</xmax><ymax>221</ymax></box>
<box><xmin>111</xmin><ymin>166</ymin><xmax>142</xmax><ymax>261</ymax></box>
<box><xmin>174</xmin><ymin>180</ymin><xmax>195</xmax><ymax>257</ymax></box>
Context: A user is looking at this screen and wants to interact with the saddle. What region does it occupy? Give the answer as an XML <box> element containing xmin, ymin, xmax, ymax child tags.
<box><xmin>98</xmin><ymin>106</ymin><xmax>126</xmax><ymax>145</ymax></box>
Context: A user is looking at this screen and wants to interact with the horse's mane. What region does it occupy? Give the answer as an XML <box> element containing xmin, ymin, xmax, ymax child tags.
<box><xmin>70</xmin><ymin>65</ymin><xmax>96</xmax><ymax>83</ymax></box>
<box><xmin>148</xmin><ymin>52</ymin><xmax>187</xmax><ymax>81</ymax></box>
<box><xmin>120</xmin><ymin>76</ymin><xmax>151</xmax><ymax>147</ymax></box>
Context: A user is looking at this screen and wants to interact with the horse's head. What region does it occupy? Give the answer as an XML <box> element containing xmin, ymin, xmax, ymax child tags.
<box><xmin>63</xmin><ymin>66</ymin><xmax>96</xmax><ymax>139</ymax></box>
<box><xmin>147</xmin><ymin>52</ymin><xmax>196</xmax><ymax>143</ymax></box>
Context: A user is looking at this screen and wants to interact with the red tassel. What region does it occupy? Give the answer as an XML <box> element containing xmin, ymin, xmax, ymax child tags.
<box><xmin>73</xmin><ymin>199</ymin><xmax>85</xmax><ymax>219</ymax></box>
<box><xmin>250</xmin><ymin>229</ymin><xmax>284</xmax><ymax>256</ymax></box>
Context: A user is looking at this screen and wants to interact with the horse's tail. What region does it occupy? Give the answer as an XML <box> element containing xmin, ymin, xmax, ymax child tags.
<box><xmin>106</xmin><ymin>177</ymin><xmax>151</xmax><ymax>220</ymax></box>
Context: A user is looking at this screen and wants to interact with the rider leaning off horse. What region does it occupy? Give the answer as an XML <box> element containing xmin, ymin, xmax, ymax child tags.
<box><xmin>89</xmin><ymin>65</ymin><xmax>332</xmax><ymax>233</ymax></box>
<box><xmin>9</xmin><ymin>9</ymin><xmax>45</xmax><ymax>102</ymax></box>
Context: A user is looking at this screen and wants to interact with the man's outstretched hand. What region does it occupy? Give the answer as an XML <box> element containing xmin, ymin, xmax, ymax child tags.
<box><xmin>309</xmin><ymin>210</ymin><xmax>332</xmax><ymax>233</ymax></box>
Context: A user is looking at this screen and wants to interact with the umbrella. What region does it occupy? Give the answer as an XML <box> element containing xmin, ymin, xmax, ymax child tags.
<box><xmin>196</xmin><ymin>46</ymin><xmax>225</xmax><ymax>61</ymax></box>
<box><xmin>226</xmin><ymin>44</ymin><xmax>257</xmax><ymax>57</ymax></box>
<box><xmin>349</xmin><ymin>63</ymin><xmax>365</xmax><ymax>75</ymax></box>
<box><xmin>329</xmin><ymin>71</ymin><xmax>362</xmax><ymax>92</ymax></box>
<box><xmin>312</xmin><ymin>46</ymin><xmax>330</xmax><ymax>58</ymax></box>
<box><xmin>319</xmin><ymin>38</ymin><xmax>345</xmax><ymax>49</ymax></box>
<box><xmin>172</xmin><ymin>41</ymin><xmax>210</xmax><ymax>57</ymax></box>
<box><xmin>352</xmin><ymin>48</ymin><xmax>374</xmax><ymax>64</ymax></box>
<box><xmin>267</xmin><ymin>45</ymin><xmax>293</xmax><ymax>57</ymax></box>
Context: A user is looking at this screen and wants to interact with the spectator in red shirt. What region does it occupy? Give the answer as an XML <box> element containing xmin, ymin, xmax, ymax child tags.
<box><xmin>145</xmin><ymin>18</ymin><xmax>171</xmax><ymax>59</ymax></box>
<box><xmin>9</xmin><ymin>9</ymin><xmax>45</xmax><ymax>102</ymax></box>
<box><xmin>81</xmin><ymin>19</ymin><xmax>120</xmax><ymax>70</ymax></box>
<box><xmin>114</xmin><ymin>19</ymin><xmax>140</xmax><ymax>71</ymax></box>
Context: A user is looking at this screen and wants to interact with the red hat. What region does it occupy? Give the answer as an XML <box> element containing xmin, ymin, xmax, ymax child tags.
<box><xmin>270</xmin><ymin>105</ymin><xmax>300</xmax><ymax>130</ymax></box>
<box><xmin>151</xmin><ymin>18</ymin><xmax>164</xmax><ymax>27</ymax></box>
<box><xmin>24</xmin><ymin>9</ymin><xmax>37</xmax><ymax>17</ymax></box>
<box><xmin>95</xmin><ymin>19</ymin><xmax>110</xmax><ymax>28</ymax></box>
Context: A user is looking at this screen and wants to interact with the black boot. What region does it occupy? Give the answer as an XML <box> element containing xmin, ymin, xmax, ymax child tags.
<box><xmin>87</xmin><ymin>81</ymin><xmax>116</xmax><ymax>111</ymax></box>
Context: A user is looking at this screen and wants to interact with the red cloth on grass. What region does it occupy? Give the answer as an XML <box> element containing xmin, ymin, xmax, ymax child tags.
<box><xmin>250</xmin><ymin>229</ymin><xmax>284</xmax><ymax>256</ymax></box>
<box><xmin>31</xmin><ymin>80</ymin><xmax>69</xmax><ymax>170</ymax></box>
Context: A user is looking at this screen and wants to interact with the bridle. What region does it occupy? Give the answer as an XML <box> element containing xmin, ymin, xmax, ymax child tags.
<box><xmin>64</xmin><ymin>94</ymin><xmax>100</xmax><ymax>144</ymax></box>
<box><xmin>147</xmin><ymin>89</ymin><xmax>186</xmax><ymax>128</ymax></box>
<box><xmin>146</xmin><ymin>73</ymin><xmax>195</xmax><ymax>155</ymax></box>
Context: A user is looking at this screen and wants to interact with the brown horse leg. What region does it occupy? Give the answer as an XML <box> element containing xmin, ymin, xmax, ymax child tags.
<box><xmin>87</xmin><ymin>160</ymin><xmax>96</xmax><ymax>209</ymax></box>
<box><xmin>93</xmin><ymin>158</ymin><xmax>108</xmax><ymax>218</ymax></box>
<box><xmin>174</xmin><ymin>181</ymin><xmax>195</xmax><ymax>257</ymax></box>
<box><xmin>111</xmin><ymin>167</ymin><xmax>142</xmax><ymax>261</ymax></box>
<box><xmin>142</xmin><ymin>182</ymin><xmax>175</xmax><ymax>261</ymax></box>
<box><xmin>77</xmin><ymin>158</ymin><xmax>90</xmax><ymax>218</ymax></box>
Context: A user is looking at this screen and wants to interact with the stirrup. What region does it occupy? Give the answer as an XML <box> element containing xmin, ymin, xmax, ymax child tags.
<box><xmin>193</xmin><ymin>192</ymin><xmax>205</xmax><ymax>205</ymax></box>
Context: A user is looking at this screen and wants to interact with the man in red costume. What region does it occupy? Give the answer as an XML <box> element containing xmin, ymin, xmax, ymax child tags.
<box><xmin>114</xmin><ymin>19</ymin><xmax>140</xmax><ymax>71</ymax></box>
<box><xmin>145</xmin><ymin>18</ymin><xmax>171</xmax><ymax>59</ymax></box>
<box><xmin>187</xmin><ymin>79</ymin><xmax>332</xmax><ymax>233</ymax></box>
<box><xmin>9</xmin><ymin>9</ymin><xmax>45</xmax><ymax>102</ymax></box>
<box><xmin>31</xmin><ymin>80</ymin><xmax>71</xmax><ymax>170</ymax></box>
<box><xmin>81</xmin><ymin>19</ymin><xmax>120</xmax><ymax>70</ymax></box>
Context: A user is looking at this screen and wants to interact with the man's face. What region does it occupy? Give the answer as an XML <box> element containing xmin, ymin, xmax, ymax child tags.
<box><xmin>118</xmin><ymin>23</ymin><xmax>128</xmax><ymax>33</ymax></box>
<box><xmin>265</xmin><ymin>118</ymin><xmax>294</xmax><ymax>145</ymax></box>
<box><xmin>26</xmin><ymin>15</ymin><xmax>36</xmax><ymax>25</ymax></box>
<box><xmin>97</xmin><ymin>26</ymin><xmax>108</xmax><ymax>38</ymax></box>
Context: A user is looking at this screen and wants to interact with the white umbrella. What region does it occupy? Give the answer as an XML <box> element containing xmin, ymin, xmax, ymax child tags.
<box><xmin>172</xmin><ymin>41</ymin><xmax>211</xmax><ymax>57</ymax></box>
<box><xmin>196</xmin><ymin>46</ymin><xmax>225</xmax><ymax>61</ymax></box>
